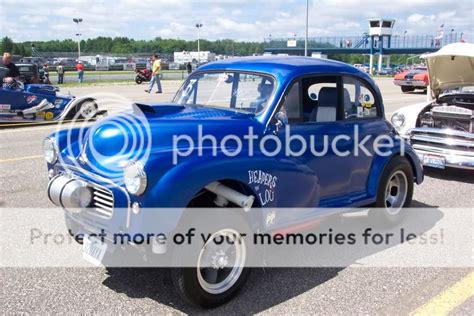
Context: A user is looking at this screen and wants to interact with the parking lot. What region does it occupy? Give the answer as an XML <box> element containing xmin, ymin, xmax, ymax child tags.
<box><xmin>1</xmin><ymin>77</ymin><xmax>473</xmax><ymax>314</ymax></box>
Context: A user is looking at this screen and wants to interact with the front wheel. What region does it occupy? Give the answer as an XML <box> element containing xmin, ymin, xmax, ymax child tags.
<box><xmin>374</xmin><ymin>156</ymin><xmax>414</xmax><ymax>224</ymax></box>
<box><xmin>135</xmin><ymin>76</ymin><xmax>143</xmax><ymax>84</ymax></box>
<box><xmin>171</xmin><ymin>212</ymin><xmax>252</xmax><ymax>308</ymax></box>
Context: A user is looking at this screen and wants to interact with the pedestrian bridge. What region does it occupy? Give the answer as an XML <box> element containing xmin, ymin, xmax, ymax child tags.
<box><xmin>264</xmin><ymin>33</ymin><xmax>461</xmax><ymax>55</ymax></box>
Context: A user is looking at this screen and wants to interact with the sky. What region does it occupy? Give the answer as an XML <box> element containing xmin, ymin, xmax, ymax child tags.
<box><xmin>1</xmin><ymin>0</ymin><xmax>473</xmax><ymax>42</ymax></box>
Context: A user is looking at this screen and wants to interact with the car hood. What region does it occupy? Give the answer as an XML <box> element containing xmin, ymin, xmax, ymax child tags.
<box><xmin>67</xmin><ymin>103</ymin><xmax>262</xmax><ymax>174</ymax></box>
<box><xmin>421</xmin><ymin>43</ymin><xmax>474</xmax><ymax>98</ymax></box>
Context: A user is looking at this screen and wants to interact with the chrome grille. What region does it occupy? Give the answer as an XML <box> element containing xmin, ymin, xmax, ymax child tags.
<box><xmin>409</xmin><ymin>128</ymin><xmax>474</xmax><ymax>155</ymax></box>
<box><xmin>89</xmin><ymin>184</ymin><xmax>114</xmax><ymax>219</ymax></box>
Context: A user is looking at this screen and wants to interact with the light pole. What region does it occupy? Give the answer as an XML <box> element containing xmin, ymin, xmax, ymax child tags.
<box><xmin>195</xmin><ymin>23</ymin><xmax>203</xmax><ymax>66</ymax></box>
<box><xmin>73</xmin><ymin>18</ymin><xmax>83</xmax><ymax>60</ymax></box>
<box><xmin>305</xmin><ymin>0</ymin><xmax>309</xmax><ymax>57</ymax></box>
<box><xmin>450</xmin><ymin>29</ymin><xmax>455</xmax><ymax>43</ymax></box>
<box><xmin>403</xmin><ymin>30</ymin><xmax>407</xmax><ymax>48</ymax></box>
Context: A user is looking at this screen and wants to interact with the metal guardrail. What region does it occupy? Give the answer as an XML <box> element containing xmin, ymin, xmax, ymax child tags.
<box><xmin>46</xmin><ymin>70</ymin><xmax>189</xmax><ymax>84</ymax></box>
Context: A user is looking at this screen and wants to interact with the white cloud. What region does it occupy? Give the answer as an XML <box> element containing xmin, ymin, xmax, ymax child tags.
<box><xmin>1</xmin><ymin>0</ymin><xmax>472</xmax><ymax>42</ymax></box>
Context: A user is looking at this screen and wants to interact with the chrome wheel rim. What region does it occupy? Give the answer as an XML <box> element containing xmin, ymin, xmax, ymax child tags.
<box><xmin>384</xmin><ymin>170</ymin><xmax>408</xmax><ymax>215</ymax></box>
<box><xmin>79</xmin><ymin>102</ymin><xmax>97</xmax><ymax>119</ymax></box>
<box><xmin>197</xmin><ymin>228</ymin><xmax>246</xmax><ymax>295</ymax></box>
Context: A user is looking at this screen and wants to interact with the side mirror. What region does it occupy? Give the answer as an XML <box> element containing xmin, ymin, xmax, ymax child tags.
<box><xmin>274</xmin><ymin>111</ymin><xmax>288</xmax><ymax>134</ymax></box>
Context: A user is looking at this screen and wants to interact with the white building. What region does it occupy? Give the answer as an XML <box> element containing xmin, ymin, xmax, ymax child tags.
<box><xmin>174</xmin><ymin>51</ymin><xmax>216</xmax><ymax>65</ymax></box>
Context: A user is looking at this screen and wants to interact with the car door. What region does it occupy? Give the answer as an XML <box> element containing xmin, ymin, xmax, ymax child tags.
<box><xmin>274</xmin><ymin>75</ymin><xmax>386</xmax><ymax>206</ymax></box>
<box><xmin>273</xmin><ymin>75</ymin><xmax>355</xmax><ymax>206</ymax></box>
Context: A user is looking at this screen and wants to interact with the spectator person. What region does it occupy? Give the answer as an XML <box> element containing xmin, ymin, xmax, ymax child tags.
<box><xmin>76</xmin><ymin>61</ymin><xmax>85</xmax><ymax>83</ymax></box>
<box><xmin>145</xmin><ymin>54</ymin><xmax>162</xmax><ymax>93</ymax></box>
<box><xmin>38</xmin><ymin>65</ymin><xmax>45</xmax><ymax>83</ymax></box>
<box><xmin>57</xmin><ymin>63</ymin><xmax>65</xmax><ymax>84</ymax></box>
<box><xmin>2</xmin><ymin>52</ymin><xmax>20</xmax><ymax>82</ymax></box>
<box><xmin>43</xmin><ymin>64</ymin><xmax>51</xmax><ymax>84</ymax></box>
<box><xmin>186</xmin><ymin>62</ymin><xmax>192</xmax><ymax>75</ymax></box>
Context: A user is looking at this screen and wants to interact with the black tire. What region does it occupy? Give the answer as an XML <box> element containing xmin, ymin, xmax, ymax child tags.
<box><xmin>171</xmin><ymin>211</ymin><xmax>252</xmax><ymax>308</ymax></box>
<box><xmin>135</xmin><ymin>76</ymin><xmax>143</xmax><ymax>84</ymax></box>
<box><xmin>401</xmin><ymin>86</ymin><xmax>415</xmax><ymax>93</ymax></box>
<box><xmin>374</xmin><ymin>156</ymin><xmax>414</xmax><ymax>224</ymax></box>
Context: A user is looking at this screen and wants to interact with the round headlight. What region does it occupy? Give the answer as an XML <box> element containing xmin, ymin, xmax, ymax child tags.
<box><xmin>391</xmin><ymin>113</ymin><xmax>405</xmax><ymax>128</ymax></box>
<box><xmin>43</xmin><ymin>137</ymin><xmax>58</xmax><ymax>164</ymax></box>
<box><xmin>124</xmin><ymin>161</ymin><xmax>147</xmax><ymax>195</ymax></box>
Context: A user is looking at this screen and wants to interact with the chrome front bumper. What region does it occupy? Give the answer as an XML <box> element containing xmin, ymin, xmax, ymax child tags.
<box><xmin>393</xmin><ymin>80</ymin><xmax>426</xmax><ymax>87</ymax></box>
<box><xmin>408</xmin><ymin>128</ymin><xmax>474</xmax><ymax>170</ymax></box>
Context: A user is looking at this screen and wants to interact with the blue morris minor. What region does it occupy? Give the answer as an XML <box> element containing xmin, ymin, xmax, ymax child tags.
<box><xmin>43</xmin><ymin>56</ymin><xmax>423</xmax><ymax>307</ymax></box>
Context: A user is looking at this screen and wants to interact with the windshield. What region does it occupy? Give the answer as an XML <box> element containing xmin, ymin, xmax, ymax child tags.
<box><xmin>173</xmin><ymin>71</ymin><xmax>276</xmax><ymax>114</ymax></box>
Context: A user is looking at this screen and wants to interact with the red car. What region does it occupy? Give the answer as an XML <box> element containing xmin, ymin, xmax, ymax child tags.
<box><xmin>393</xmin><ymin>67</ymin><xmax>428</xmax><ymax>93</ymax></box>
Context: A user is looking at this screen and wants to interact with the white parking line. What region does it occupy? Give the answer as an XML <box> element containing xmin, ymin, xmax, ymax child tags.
<box><xmin>0</xmin><ymin>155</ymin><xmax>43</xmax><ymax>163</ymax></box>
<box><xmin>0</xmin><ymin>121</ymin><xmax>94</xmax><ymax>134</ymax></box>
<box><xmin>0</xmin><ymin>125</ymin><xmax>60</xmax><ymax>134</ymax></box>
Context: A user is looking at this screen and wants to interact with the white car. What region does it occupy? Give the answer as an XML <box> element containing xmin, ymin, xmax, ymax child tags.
<box><xmin>391</xmin><ymin>43</ymin><xmax>474</xmax><ymax>170</ymax></box>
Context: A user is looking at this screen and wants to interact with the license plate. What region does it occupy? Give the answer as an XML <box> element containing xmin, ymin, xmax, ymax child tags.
<box><xmin>83</xmin><ymin>235</ymin><xmax>107</xmax><ymax>266</ymax></box>
<box><xmin>421</xmin><ymin>154</ymin><xmax>446</xmax><ymax>169</ymax></box>
<box><xmin>405</xmin><ymin>81</ymin><xmax>413</xmax><ymax>85</ymax></box>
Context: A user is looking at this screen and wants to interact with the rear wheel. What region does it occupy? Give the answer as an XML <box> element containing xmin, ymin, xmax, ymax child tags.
<box><xmin>76</xmin><ymin>100</ymin><xmax>98</xmax><ymax>120</ymax></box>
<box><xmin>135</xmin><ymin>76</ymin><xmax>143</xmax><ymax>84</ymax></box>
<box><xmin>374</xmin><ymin>156</ymin><xmax>414</xmax><ymax>224</ymax></box>
<box><xmin>401</xmin><ymin>86</ymin><xmax>415</xmax><ymax>93</ymax></box>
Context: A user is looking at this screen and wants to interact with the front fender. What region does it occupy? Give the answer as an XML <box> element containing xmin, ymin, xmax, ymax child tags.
<box><xmin>391</xmin><ymin>102</ymin><xmax>430</xmax><ymax>136</ymax></box>
<box><xmin>132</xmin><ymin>150</ymin><xmax>319</xmax><ymax>233</ymax></box>
<box><xmin>367</xmin><ymin>143</ymin><xmax>423</xmax><ymax>198</ymax></box>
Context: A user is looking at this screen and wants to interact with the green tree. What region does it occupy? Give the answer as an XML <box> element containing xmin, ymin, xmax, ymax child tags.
<box><xmin>2</xmin><ymin>36</ymin><xmax>14</xmax><ymax>54</ymax></box>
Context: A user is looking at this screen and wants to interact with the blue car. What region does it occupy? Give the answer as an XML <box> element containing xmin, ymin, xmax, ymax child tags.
<box><xmin>44</xmin><ymin>56</ymin><xmax>423</xmax><ymax>307</ymax></box>
<box><xmin>0</xmin><ymin>75</ymin><xmax>98</xmax><ymax>124</ymax></box>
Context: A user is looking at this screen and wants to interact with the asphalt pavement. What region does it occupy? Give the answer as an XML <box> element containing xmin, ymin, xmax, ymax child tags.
<box><xmin>1</xmin><ymin>78</ymin><xmax>472</xmax><ymax>314</ymax></box>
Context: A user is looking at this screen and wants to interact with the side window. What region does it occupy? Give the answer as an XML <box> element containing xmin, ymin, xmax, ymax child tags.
<box><xmin>302</xmin><ymin>76</ymin><xmax>339</xmax><ymax>123</ymax></box>
<box><xmin>343</xmin><ymin>77</ymin><xmax>378</xmax><ymax>119</ymax></box>
<box><xmin>280</xmin><ymin>81</ymin><xmax>301</xmax><ymax>121</ymax></box>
